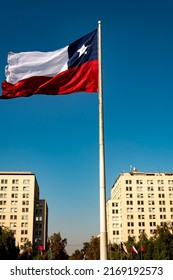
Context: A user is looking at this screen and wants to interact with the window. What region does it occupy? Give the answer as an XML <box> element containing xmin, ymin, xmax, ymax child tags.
<box><xmin>22</xmin><ymin>201</ymin><xmax>29</xmax><ymax>205</ymax></box>
<box><xmin>137</xmin><ymin>186</ymin><xmax>143</xmax><ymax>191</ymax></box>
<box><xmin>0</xmin><ymin>208</ymin><xmax>6</xmax><ymax>212</ymax></box>
<box><xmin>168</xmin><ymin>180</ymin><xmax>173</xmax><ymax>185</ymax></box>
<box><xmin>139</xmin><ymin>222</ymin><xmax>145</xmax><ymax>226</ymax></box>
<box><xmin>23</xmin><ymin>193</ymin><xmax>29</xmax><ymax>198</ymax></box>
<box><xmin>12</xmin><ymin>179</ymin><xmax>19</xmax><ymax>184</ymax></box>
<box><xmin>0</xmin><ymin>201</ymin><xmax>6</xmax><ymax>205</ymax></box>
<box><xmin>128</xmin><ymin>229</ymin><xmax>134</xmax><ymax>234</ymax></box>
<box><xmin>21</xmin><ymin>230</ymin><xmax>28</xmax><ymax>234</ymax></box>
<box><xmin>126</xmin><ymin>194</ymin><xmax>133</xmax><ymax>198</ymax></box>
<box><xmin>159</xmin><ymin>208</ymin><xmax>166</xmax><ymax>212</ymax></box>
<box><xmin>0</xmin><ymin>215</ymin><xmax>5</xmax><ymax>220</ymax></box>
<box><xmin>127</xmin><ymin>208</ymin><xmax>133</xmax><ymax>212</ymax></box>
<box><xmin>10</xmin><ymin>222</ymin><xmax>17</xmax><ymax>227</ymax></box>
<box><xmin>21</xmin><ymin>222</ymin><xmax>28</xmax><ymax>227</ymax></box>
<box><xmin>170</xmin><ymin>201</ymin><xmax>173</xmax><ymax>205</ymax></box>
<box><xmin>147</xmin><ymin>180</ymin><xmax>153</xmax><ymax>185</ymax></box>
<box><xmin>112</xmin><ymin>202</ymin><xmax>118</xmax><ymax>207</ymax></box>
<box><xmin>11</xmin><ymin>208</ymin><xmax>17</xmax><ymax>213</ymax></box>
<box><xmin>159</xmin><ymin>201</ymin><xmax>165</xmax><ymax>205</ymax></box>
<box><xmin>138</xmin><ymin>215</ymin><xmax>145</xmax><ymax>219</ymax></box>
<box><xmin>125</xmin><ymin>180</ymin><xmax>132</xmax><ymax>184</ymax></box>
<box><xmin>138</xmin><ymin>201</ymin><xmax>144</xmax><ymax>205</ymax></box>
<box><xmin>138</xmin><ymin>208</ymin><xmax>144</xmax><ymax>212</ymax></box>
<box><xmin>126</xmin><ymin>187</ymin><xmax>132</xmax><ymax>191</ymax></box>
<box><xmin>12</xmin><ymin>186</ymin><xmax>18</xmax><ymax>191</ymax></box>
<box><xmin>10</xmin><ymin>215</ymin><xmax>17</xmax><ymax>219</ymax></box>
<box><xmin>0</xmin><ymin>186</ymin><xmax>7</xmax><ymax>191</ymax></box>
<box><xmin>169</xmin><ymin>187</ymin><xmax>173</xmax><ymax>191</ymax></box>
<box><xmin>170</xmin><ymin>208</ymin><xmax>173</xmax><ymax>212</ymax></box>
<box><xmin>136</xmin><ymin>180</ymin><xmax>143</xmax><ymax>184</ymax></box>
<box><xmin>0</xmin><ymin>194</ymin><xmax>7</xmax><ymax>198</ymax></box>
<box><xmin>21</xmin><ymin>237</ymin><xmax>27</xmax><ymax>242</ymax></box>
<box><xmin>21</xmin><ymin>215</ymin><xmax>28</xmax><ymax>220</ymax></box>
<box><xmin>148</xmin><ymin>193</ymin><xmax>154</xmax><ymax>198</ymax></box>
<box><xmin>159</xmin><ymin>193</ymin><xmax>165</xmax><ymax>198</ymax></box>
<box><xmin>148</xmin><ymin>201</ymin><xmax>155</xmax><ymax>205</ymax></box>
<box><xmin>158</xmin><ymin>186</ymin><xmax>164</xmax><ymax>191</ymax></box>
<box><xmin>150</xmin><ymin>222</ymin><xmax>156</xmax><ymax>227</ymax></box>
<box><xmin>22</xmin><ymin>208</ymin><xmax>29</xmax><ymax>213</ymax></box>
<box><xmin>127</xmin><ymin>215</ymin><xmax>133</xmax><ymax>219</ymax></box>
<box><xmin>11</xmin><ymin>193</ymin><xmax>18</xmax><ymax>198</ymax></box>
<box><xmin>112</xmin><ymin>223</ymin><xmax>119</xmax><ymax>228</ymax></box>
<box><xmin>1</xmin><ymin>179</ymin><xmax>8</xmax><ymax>184</ymax></box>
<box><xmin>113</xmin><ymin>230</ymin><xmax>119</xmax><ymax>235</ymax></box>
<box><xmin>23</xmin><ymin>186</ymin><xmax>29</xmax><ymax>191</ymax></box>
<box><xmin>160</xmin><ymin>215</ymin><xmax>166</xmax><ymax>219</ymax></box>
<box><xmin>23</xmin><ymin>179</ymin><xmax>30</xmax><ymax>184</ymax></box>
<box><xmin>149</xmin><ymin>215</ymin><xmax>156</xmax><ymax>219</ymax></box>
<box><xmin>127</xmin><ymin>222</ymin><xmax>134</xmax><ymax>227</ymax></box>
<box><xmin>147</xmin><ymin>186</ymin><xmax>154</xmax><ymax>191</ymax></box>
<box><xmin>157</xmin><ymin>180</ymin><xmax>164</xmax><ymax>184</ymax></box>
<box><xmin>36</xmin><ymin>216</ymin><xmax>42</xmax><ymax>221</ymax></box>
<box><xmin>126</xmin><ymin>201</ymin><xmax>133</xmax><ymax>205</ymax></box>
<box><xmin>11</xmin><ymin>201</ymin><xmax>18</xmax><ymax>205</ymax></box>
<box><xmin>137</xmin><ymin>193</ymin><xmax>144</xmax><ymax>198</ymax></box>
<box><xmin>148</xmin><ymin>207</ymin><xmax>155</xmax><ymax>212</ymax></box>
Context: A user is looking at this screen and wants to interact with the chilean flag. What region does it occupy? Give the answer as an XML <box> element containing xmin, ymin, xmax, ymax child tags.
<box><xmin>1</xmin><ymin>29</ymin><xmax>98</xmax><ymax>99</ymax></box>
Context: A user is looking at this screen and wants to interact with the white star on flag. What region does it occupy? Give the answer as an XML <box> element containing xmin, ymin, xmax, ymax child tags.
<box><xmin>77</xmin><ymin>44</ymin><xmax>88</xmax><ymax>57</ymax></box>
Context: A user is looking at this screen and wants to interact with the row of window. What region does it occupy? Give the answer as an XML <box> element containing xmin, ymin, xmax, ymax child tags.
<box><xmin>126</xmin><ymin>186</ymin><xmax>173</xmax><ymax>191</ymax></box>
<box><xmin>126</xmin><ymin>179</ymin><xmax>173</xmax><ymax>185</ymax></box>
<box><xmin>0</xmin><ymin>193</ymin><xmax>29</xmax><ymax>198</ymax></box>
<box><xmin>126</xmin><ymin>193</ymin><xmax>173</xmax><ymax>198</ymax></box>
<box><xmin>0</xmin><ymin>207</ymin><xmax>29</xmax><ymax>212</ymax></box>
<box><xmin>127</xmin><ymin>214</ymin><xmax>169</xmax><ymax>220</ymax></box>
<box><xmin>1</xmin><ymin>179</ymin><xmax>30</xmax><ymax>184</ymax></box>
<box><xmin>126</xmin><ymin>207</ymin><xmax>173</xmax><ymax>212</ymax></box>
<box><xmin>0</xmin><ymin>214</ymin><xmax>43</xmax><ymax>221</ymax></box>
<box><xmin>0</xmin><ymin>186</ymin><xmax>30</xmax><ymax>191</ymax></box>
<box><xmin>0</xmin><ymin>200</ymin><xmax>29</xmax><ymax>205</ymax></box>
<box><xmin>125</xmin><ymin>200</ymin><xmax>173</xmax><ymax>205</ymax></box>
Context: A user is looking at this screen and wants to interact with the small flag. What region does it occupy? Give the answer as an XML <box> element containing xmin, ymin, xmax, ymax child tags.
<box><xmin>120</xmin><ymin>242</ymin><xmax>129</xmax><ymax>254</ymax></box>
<box><xmin>1</xmin><ymin>29</ymin><xmax>98</xmax><ymax>99</ymax></box>
<box><xmin>28</xmin><ymin>246</ymin><xmax>31</xmax><ymax>256</ymax></box>
<box><xmin>131</xmin><ymin>245</ymin><xmax>138</xmax><ymax>254</ymax></box>
<box><xmin>49</xmin><ymin>248</ymin><xmax>53</xmax><ymax>258</ymax></box>
<box><xmin>141</xmin><ymin>245</ymin><xmax>145</xmax><ymax>252</ymax></box>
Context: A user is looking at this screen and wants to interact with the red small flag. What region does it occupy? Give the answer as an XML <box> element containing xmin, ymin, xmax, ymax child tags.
<box><xmin>141</xmin><ymin>245</ymin><xmax>145</xmax><ymax>252</ymax></box>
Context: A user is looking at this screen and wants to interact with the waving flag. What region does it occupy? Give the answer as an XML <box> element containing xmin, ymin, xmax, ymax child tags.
<box><xmin>131</xmin><ymin>245</ymin><xmax>138</xmax><ymax>254</ymax></box>
<box><xmin>1</xmin><ymin>29</ymin><xmax>98</xmax><ymax>99</ymax></box>
<box><xmin>120</xmin><ymin>242</ymin><xmax>129</xmax><ymax>254</ymax></box>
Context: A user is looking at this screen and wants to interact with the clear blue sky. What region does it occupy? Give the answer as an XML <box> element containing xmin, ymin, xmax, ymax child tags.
<box><xmin>0</xmin><ymin>0</ymin><xmax>173</xmax><ymax>254</ymax></box>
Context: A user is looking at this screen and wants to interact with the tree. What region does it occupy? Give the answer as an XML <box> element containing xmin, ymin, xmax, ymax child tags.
<box><xmin>0</xmin><ymin>226</ymin><xmax>19</xmax><ymax>259</ymax></box>
<box><xmin>83</xmin><ymin>236</ymin><xmax>100</xmax><ymax>260</ymax></box>
<box><xmin>152</xmin><ymin>223</ymin><xmax>173</xmax><ymax>260</ymax></box>
<box><xmin>48</xmin><ymin>232</ymin><xmax>69</xmax><ymax>260</ymax></box>
<box><xmin>18</xmin><ymin>239</ymin><xmax>32</xmax><ymax>260</ymax></box>
<box><xmin>70</xmin><ymin>249</ymin><xmax>84</xmax><ymax>260</ymax></box>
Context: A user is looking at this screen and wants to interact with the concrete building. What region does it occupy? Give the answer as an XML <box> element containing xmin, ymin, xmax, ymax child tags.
<box><xmin>0</xmin><ymin>171</ymin><xmax>48</xmax><ymax>251</ymax></box>
<box><xmin>107</xmin><ymin>169</ymin><xmax>173</xmax><ymax>244</ymax></box>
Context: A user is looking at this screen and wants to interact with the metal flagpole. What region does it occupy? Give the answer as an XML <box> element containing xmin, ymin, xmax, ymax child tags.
<box><xmin>98</xmin><ymin>20</ymin><xmax>108</xmax><ymax>260</ymax></box>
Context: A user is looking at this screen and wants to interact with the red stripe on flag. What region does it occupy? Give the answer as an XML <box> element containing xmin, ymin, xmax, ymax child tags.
<box><xmin>1</xmin><ymin>61</ymin><xmax>98</xmax><ymax>99</ymax></box>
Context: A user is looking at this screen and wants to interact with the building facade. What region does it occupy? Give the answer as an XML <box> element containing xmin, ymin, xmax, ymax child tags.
<box><xmin>0</xmin><ymin>172</ymin><xmax>48</xmax><ymax>251</ymax></box>
<box><xmin>107</xmin><ymin>170</ymin><xmax>173</xmax><ymax>244</ymax></box>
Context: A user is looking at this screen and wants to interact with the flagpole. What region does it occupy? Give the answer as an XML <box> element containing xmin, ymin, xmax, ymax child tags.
<box><xmin>98</xmin><ymin>20</ymin><xmax>108</xmax><ymax>260</ymax></box>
